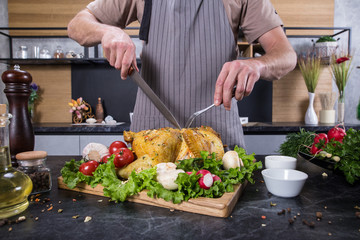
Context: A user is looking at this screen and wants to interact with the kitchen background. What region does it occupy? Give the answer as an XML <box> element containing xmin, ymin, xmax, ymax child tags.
<box><xmin>0</xmin><ymin>0</ymin><xmax>359</xmax><ymax>124</ymax></box>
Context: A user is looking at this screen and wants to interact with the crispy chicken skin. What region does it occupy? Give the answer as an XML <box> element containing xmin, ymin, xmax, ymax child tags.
<box><xmin>119</xmin><ymin>126</ymin><xmax>224</xmax><ymax>179</ymax></box>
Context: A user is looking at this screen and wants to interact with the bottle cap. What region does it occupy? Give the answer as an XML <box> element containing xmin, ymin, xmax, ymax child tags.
<box><xmin>16</xmin><ymin>151</ymin><xmax>47</xmax><ymax>160</ymax></box>
<box><xmin>0</xmin><ymin>104</ymin><xmax>6</xmax><ymax>115</ymax></box>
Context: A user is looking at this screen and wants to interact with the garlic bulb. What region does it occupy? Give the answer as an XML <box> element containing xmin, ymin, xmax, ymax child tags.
<box><xmin>82</xmin><ymin>143</ymin><xmax>109</xmax><ymax>162</ymax></box>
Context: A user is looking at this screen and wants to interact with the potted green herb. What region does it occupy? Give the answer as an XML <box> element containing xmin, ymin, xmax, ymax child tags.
<box><xmin>314</xmin><ymin>36</ymin><xmax>338</xmax><ymax>60</ymax></box>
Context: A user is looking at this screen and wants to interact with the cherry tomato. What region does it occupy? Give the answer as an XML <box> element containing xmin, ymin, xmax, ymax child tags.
<box><xmin>109</xmin><ymin>141</ymin><xmax>127</xmax><ymax>154</ymax></box>
<box><xmin>101</xmin><ymin>154</ymin><xmax>111</xmax><ymax>164</ymax></box>
<box><xmin>113</xmin><ymin>148</ymin><xmax>134</xmax><ymax>168</ymax></box>
<box><xmin>79</xmin><ymin>160</ymin><xmax>99</xmax><ymax>176</ymax></box>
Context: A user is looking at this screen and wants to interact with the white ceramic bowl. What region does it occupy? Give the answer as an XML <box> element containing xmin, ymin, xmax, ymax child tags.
<box><xmin>265</xmin><ymin>155</ymin><xmax>297</xmax><ymax>170</ymax></box>
<box><xmin>261</xmin><ymin>169</ymin><xmax>308</xmax><ymax>198</ymax></box>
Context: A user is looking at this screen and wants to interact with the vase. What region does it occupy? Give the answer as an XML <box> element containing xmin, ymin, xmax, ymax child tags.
<box><xmin>305</xmin><ymin>92</ymin><xmax>318</xmax><ymax>124</ymax></box>
<box><xmin>337</xmin><ymin>96</ymin><xmax>345</xmax><ymax>123</ymax></box>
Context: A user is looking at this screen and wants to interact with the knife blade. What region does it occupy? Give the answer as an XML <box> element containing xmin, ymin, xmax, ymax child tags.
<box><xmin>128</xmin><ymin>66</ymin><xmax>182</xmax><ymax>129</ymax></box>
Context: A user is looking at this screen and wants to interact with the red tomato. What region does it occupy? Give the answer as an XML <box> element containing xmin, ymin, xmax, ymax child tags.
<box><xmin>101</xmin><ymin>154</ymin><xmax>111</xmax><ymax>164</ymax></box>
<box><xmin>109</xmin><ymin>141</ymin><xmax>127</xmax><ymax>154</ymax></box>
<box><xmin>113</xmin><ymin>148</ymin><xmax>134</xmax><ymax>168</ymax></box>
<box><xmin>79</xmin><ymin>160</ymin><xmax>99</xmax><ymax>176</ymax></box>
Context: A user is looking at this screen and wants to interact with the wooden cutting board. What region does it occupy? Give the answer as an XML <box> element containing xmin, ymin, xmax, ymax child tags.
<box><xmin>57</xmin><ymin>176</ymin><xmax>246</xmax><ymax>218</ymax></box>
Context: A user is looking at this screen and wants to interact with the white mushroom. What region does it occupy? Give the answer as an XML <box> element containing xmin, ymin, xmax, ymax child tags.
<box><xmin>156</xmin><ymin>163</ymin><xmax>184</xmax><ymax>190</ymax></box>
<box><xmin>156</xmin><ymin>162</ymin><xmax>177</xmax><ymax>173</ymax></box>
<box><xmin>222</xmin><ymin>151</ymin><xmax>243</xmax><ymax>170</ymax></box>
<box><xmin>82</xmin><ymin>143</ymin><xmax>109</xmax><ymax>162</ymax></box>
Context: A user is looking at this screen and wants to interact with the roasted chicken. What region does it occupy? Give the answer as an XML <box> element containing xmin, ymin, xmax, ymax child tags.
<box><xmin>118</xmin><ymin>126</ymin><xmax>224</xmax><ymax>178</ymax></box>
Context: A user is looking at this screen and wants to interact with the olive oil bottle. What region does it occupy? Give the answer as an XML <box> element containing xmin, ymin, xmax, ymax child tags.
<box><xmin>0</xmin><ymin>105</ymin><xmax>33</xmax><ymax>219</ymax></box>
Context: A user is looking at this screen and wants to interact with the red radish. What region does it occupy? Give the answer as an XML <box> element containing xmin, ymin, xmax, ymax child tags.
<box><xmin>186</xmin><ymin>172</ymin><xmax>193</xmax><ymax>175</ymax></box>
<box><xmin>310</xmin><ymin>144</ymin><xmax>322</xmax><ymax>155</ymax></box>
<box><xmin>327</xmin><ymin>125</ymin><xmax>346</xmax><ymax>143</ymax></box>
<box><xmin>212</xmin><ymin>174</ymin><xmax>222</xmax><ymax>183</ymax></box>
<box><xmin>196</xmin><ymin>169</ymin><xmax>213</xmax><ymax>189</ymax></box>
<box><xmin>314</xmin><ymin>133</ymin><xmax>328</xmax><ymax>145</ymax></box>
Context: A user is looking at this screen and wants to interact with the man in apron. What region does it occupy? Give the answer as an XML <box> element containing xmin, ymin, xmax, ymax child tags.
<box><xmin>68</xmin><ymin>0</ymin><xmax>296</xmax><ymax>150</ymax></box>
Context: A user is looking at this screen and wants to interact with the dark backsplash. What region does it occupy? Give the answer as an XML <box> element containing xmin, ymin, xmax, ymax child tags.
<box><xmin>71</xmin><ymin>63</ymin><xmax>272</xmax><ymax>123</ymax></box>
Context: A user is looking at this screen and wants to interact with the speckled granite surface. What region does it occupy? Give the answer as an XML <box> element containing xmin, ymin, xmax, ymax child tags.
<box><xmin>0</xmin><ymin>155</ymin><xmax>359</xmax><ymax>240</ymax></box>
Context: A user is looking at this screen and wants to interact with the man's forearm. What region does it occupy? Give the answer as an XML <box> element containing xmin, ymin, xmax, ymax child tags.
<box><xmin>255</xmin><ymin>27</ymin><xmax>297</xmax><ymax>81</ymax></box>
<box><xmin>256</xmin><ymin>44</ymin><xmax>297</xmax><ymax>81</ymax></box>
<box><xmin>68</xmin><ymin>9</ymin><xmax>119</xmax><ymax>47</ymax></box>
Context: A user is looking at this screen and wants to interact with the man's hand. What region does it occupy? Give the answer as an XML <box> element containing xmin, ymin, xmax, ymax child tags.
<box><xmin>102</xmin><ymin>28</ymin><xmax>138</xmax><ymax>79</ymax></box>
<box><xmin>214</xmin><ymin>59</ymin><xmax>263</xmax><ymax>110</ymax></box>
<box><xmin>67</xmin><ymin>9</ymin><xmax>138</xmax><ymax>80</ymax></box>
<box><xmin>213</xmin><ymin>26</ymin><xmax>297</xmax><ymax>110</ymax></box>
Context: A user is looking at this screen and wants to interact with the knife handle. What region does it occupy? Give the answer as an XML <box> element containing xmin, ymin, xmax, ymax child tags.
<box><xmin>231</xmin><ymin>86</ymin><xmax>236</xmax><ymax>98</ymax></box>
<box><xmin>128</xmin><ymin>65</ymin><xmax>135</xmax><ymax>75</ymax></box>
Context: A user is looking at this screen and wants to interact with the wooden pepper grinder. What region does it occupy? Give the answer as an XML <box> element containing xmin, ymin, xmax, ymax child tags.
<box><xmin>96</xmin><ymin>97</ymin><xmax>104</xmax><ymax>123</ymax></box>
<box><xmin>2</xmin><ymin>65</ymin><xmax>34</xmax><ymax>167</ymax></box>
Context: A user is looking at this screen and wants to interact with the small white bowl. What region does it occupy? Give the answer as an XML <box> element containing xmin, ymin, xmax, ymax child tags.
<box><xmin>261</xmin><ymin>169</ymin><xmax>308</xmax><ymax>198</ymax></box>
<box><xmin>86</xmin><ymin>118</ymin><xmax>97</xmax><ymax>124</ymax></box>
<box><xmin>265</xmin><ymin>155</ymin><xmax>297</xmax><ymax>169</ymax></box>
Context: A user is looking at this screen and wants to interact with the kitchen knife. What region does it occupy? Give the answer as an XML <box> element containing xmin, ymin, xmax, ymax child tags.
<box><xmin>128</xmin><ymin>66</ymin><xmax>182</xmax><ymax>129</ymax></box>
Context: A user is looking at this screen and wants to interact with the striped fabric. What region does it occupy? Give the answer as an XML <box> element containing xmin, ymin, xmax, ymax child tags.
<box><xmin>131</xmin><ymin>0</ymin><xmax>245</xmax><ymax>149</ymax></box>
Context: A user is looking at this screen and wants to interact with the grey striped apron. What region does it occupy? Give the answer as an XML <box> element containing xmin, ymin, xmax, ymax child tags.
<box><xmin>131</xmin><ymin>0</ymin><xmax>245</xmax><ymax>149</ymax></box>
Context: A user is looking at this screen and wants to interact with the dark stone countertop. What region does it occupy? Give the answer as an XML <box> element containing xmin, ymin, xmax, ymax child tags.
<box><xmin>33</xmin><ymin>122</ymin><xmax>360</xmax><ymax>135</ymax></box>
<box><xmin>1</xmin><ymin>156</ymin><xmax>360</xmax><ymax>240</ymax></box>
<box><xmin>33</xmin><ymin>122</ymin><xmax>131</xmax><ymax>135</ymax></box>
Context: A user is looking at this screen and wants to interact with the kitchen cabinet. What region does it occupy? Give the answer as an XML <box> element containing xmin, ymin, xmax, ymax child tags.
<box><xmin>34</xmin><ymin>134</ymin><xmax>285</xmax><ymax>155</ymax></box>
<box><xmin>34</xmin><ymin>135</ymin><xmax>125</xmax><ymax>156</ymax></box>
<box><xmin>32</xmin><ymin>122</ymin><xmax>360</xmax><ymax>156</ymax></box>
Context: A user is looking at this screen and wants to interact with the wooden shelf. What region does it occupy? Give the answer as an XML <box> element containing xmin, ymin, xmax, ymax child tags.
<box><xmin>237</xmin><ymin>42</ymin><xmax>262</xmax><ymax>58</ymax></box>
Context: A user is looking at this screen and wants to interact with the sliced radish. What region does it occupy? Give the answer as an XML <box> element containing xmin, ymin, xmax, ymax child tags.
<box><xmin>196</xmin><ymin>169</ymin><xmax>211</xmax><ymax>176</ymax></box>
<box><xmin>197</xmin><ymin>169</ymin><xmax>213</xmax><ymax>189</ymax></box>
<box><xmin>186</xmin><ymin>171</ymin><xmax>193</xmax><ymax>175</ymax></box>
<box><xmin>212</xmin><ymin>174</ymin><xmax>221</xmax><ymax>183</ymax></box>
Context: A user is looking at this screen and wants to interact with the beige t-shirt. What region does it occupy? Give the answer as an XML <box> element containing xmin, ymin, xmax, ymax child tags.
<box><xmin>87</xmin><ymin>0</ymin><xmax>283</xmax><ymax>44</ymax></box>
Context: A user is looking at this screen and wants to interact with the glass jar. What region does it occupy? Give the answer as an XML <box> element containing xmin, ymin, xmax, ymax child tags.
<box><xmin>0</xmin><ymin>108</ymin><xmax>33</xmax><ymax>219</ymax></box>
<box><xmin>65</xmin><ymin>50</ymin><xmax>76</xmax><ymax>58</ymax></box>
<box><xmin>17</xmin><ymin>45</ymin><xmax>28</xmax><ymax>59</ymax></box>
<box><xmin>16</xmin><ymin>151</ymin><xmax>52</xmax><ymax>194</ymax></box>
<box><xmin>40</xmin><ymin>48</ymin><xmax>51</xmax><ymax>59</ymax></box>
<box><xmin>53</xmin><ymin>46</ymin><xmax>64</xmax><ymax>58</ymax></box>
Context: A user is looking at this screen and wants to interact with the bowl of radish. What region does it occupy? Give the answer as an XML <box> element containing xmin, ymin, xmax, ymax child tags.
<box><xmin>261</xmin><ymin>169</ymin><xmax>308</xmax><ymax>198</ymax></box>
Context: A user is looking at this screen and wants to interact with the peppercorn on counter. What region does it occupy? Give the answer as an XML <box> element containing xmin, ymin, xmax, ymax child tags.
<box><xmin>0</xmin><ymin>155</ymin><xmax>359</xmax><ymax>239</ymax></box>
